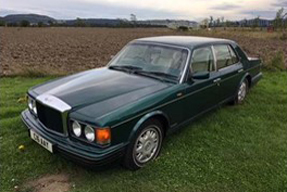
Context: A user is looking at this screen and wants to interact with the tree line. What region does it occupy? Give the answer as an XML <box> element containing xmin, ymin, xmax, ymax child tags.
<box><xmin>1</xmin><ymin>8</ymin><xmax>286</xmax><ymax>30</ymax></box>
<box><xmin>0</xmin><ymin>16</ymin><xmax>165</xmax><ymax>28</ymax></box>
<box><xmin>200</xmin><ymin>8</ymin><xmax>286</xmax><ymax>30</ymax></box>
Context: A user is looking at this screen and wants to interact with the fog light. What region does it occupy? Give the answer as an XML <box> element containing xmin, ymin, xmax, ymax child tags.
<box><xmin>72</xmin><ymin>121</ymin><xmax>82</xmax><ymax>137</ymax></box>
<box><xmin>84</xmin><ymin>125</ymin><xmax>95</xmax><ymax>142</ymax></box>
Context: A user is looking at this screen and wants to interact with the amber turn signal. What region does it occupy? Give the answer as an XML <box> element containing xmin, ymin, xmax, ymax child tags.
<box><xmin>96</xmin><ymin>128</ymin><xmax>111</xmax><ymax>145</ymax></box>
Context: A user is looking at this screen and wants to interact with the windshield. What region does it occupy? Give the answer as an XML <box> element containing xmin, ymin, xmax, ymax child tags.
<box><xmin>109</xmin><ymin>43</ymin><xmax>189</xmax><ymax>82</ymax></box>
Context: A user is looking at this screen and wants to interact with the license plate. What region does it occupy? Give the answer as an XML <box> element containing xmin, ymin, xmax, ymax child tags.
<box><xmin>30</xmin><ymin>129</ymin><xmax>53</xmax><ymax>153</ymax></box>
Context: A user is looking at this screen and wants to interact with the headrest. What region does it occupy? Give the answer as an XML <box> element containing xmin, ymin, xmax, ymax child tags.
<box><xmin>173</xmin><ymin>51</ymin><xmax>182</xmax><ymax>61</ymax></box>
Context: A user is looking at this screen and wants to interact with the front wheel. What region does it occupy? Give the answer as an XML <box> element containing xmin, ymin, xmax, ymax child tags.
<box><xmin>122</xmin><ymin>119</ymin><xmax>163</xmax><ymax>170</ymax></box>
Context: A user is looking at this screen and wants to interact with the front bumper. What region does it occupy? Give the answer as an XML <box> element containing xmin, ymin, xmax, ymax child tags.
<box><xmin>21</xmin><ymin>109</ymin><xmax>125</xmax><ymax>167</ymax></box>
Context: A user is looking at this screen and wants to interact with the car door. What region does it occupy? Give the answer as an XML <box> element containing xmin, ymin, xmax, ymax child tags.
<box><xmin>182</xmin><ymin>46</ymin><xmax>221</xmax><ymax>121</ymax></box>
<box><xmin>213</xmin><ymin>44</ymin><xmax>244</xmax><ymax>103</ymax></box>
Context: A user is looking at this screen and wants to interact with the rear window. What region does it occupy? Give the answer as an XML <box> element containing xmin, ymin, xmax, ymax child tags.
<box><xmin>214</xmin><ymin>45</ymin><xmax>239</xmax><ymax>69</ymax></box>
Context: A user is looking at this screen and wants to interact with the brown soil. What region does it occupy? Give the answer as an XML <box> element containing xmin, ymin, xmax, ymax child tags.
<box><xmin>24</xmin><ymin>174</ymin><xmax>71</xmax><ymax>192</ymax></box>
<box><xmin>0</xmin><ymin>27</ymin><xmax>286</xmax><ymax>76</ymax></box>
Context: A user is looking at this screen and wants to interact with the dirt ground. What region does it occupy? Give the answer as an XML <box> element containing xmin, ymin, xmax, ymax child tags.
<box><xmin>0</xmin><ymin>27</ymin><xmax>286</xmax><ymax>76</ymax></box>
<box><xmin>23</xmin><ymin>174</ymin><xmax>71</xmax><ymax>192</ymax></box>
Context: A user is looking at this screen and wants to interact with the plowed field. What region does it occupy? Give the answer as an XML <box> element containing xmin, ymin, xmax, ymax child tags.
<box><xmin>0</xmin><ymin>27</ymin><xmax>286</xmax><ymax>76</ymax></box>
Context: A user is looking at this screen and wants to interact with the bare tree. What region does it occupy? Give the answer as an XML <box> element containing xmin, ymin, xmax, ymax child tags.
<box><xmin>216</xmin><ymin>18</ymin><xmax>220</xmax><ymax>27</ymax></box>
<box><xmin>252</xmin><ymin>16</ymin><xmax>260</xmax><ymax>28</ymax></box>
<box><xmin>243</xmin><ymin>18</ymin><xmax>248</xmax><ymax>27</ymax></box>
<box><xmin>274</xmin><ymin>8</ymin><xmax>285</xmax><ymax>30</ymax></box>
<box><xmin>130</xmin><ymin>14</ymin><xmax>137</xmax><ymax>27</ymax></box>
<box><xmin>209</xmin><ymin>16</ymin><xmax>214</xmax><ymax>28</ymax></box>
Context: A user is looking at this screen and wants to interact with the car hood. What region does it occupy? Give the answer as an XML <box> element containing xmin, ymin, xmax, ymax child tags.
<box><xmin>30</xmin><ymin>67</ymin><xmax>169</xmax><ymax>116</ymax></box>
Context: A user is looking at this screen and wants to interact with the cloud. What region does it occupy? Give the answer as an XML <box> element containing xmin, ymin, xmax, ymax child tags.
<box><xmin>240</xmin><ymin>10</ymin><xmax>277</xmax><ymax>18</ymax></box>
<box><xmin>272</xmin><ymin>0</ymin><xmax>287</xmax><ymax>7</ymax></box>
<box><xmin>211</xmin><ymin>3</ymin><xmax>241</xmax><ymax>10</ymax></box>
<box><xmin>0</xmin><ymin>0</ymin><xmax>281</xmax><ymax>20</ymax></box>
<box><xmin>0</xmin><ymin>0</ymin><xmax>184</xmax><ymax>19</ymax></box>
<box><xmin>0</xmin><ymin>9</ymin><xmax>22</xmax><ymax>15</ymax></box>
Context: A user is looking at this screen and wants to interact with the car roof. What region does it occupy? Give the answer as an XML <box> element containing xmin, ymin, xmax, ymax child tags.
<box><xmin>134</xmin><ymin>36</ymin><xmax>235</xmax><ymax>49</ymax></box>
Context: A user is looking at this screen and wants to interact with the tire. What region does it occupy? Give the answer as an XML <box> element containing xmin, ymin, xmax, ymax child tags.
<box><xmin>234</xmin><ymin>78</ymin><xmax>249</xmax><ymax>104</ymax></box>
<box><xmin>122</xmin><ymin>119</ymin><xmax>164</xmax><ymax>170</ymax></box>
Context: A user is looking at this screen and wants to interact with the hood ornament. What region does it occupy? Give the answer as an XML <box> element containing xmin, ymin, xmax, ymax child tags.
<box><xmin>36</xmin><ymin>94</ymin><xmax>71</xmax><ymax>112</ymax></box>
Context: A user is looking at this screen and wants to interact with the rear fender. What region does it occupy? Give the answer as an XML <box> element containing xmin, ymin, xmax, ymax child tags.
<box><xmin>234</xmin><ymin>72</ymin><xmax>250</xmax><ymax>97</ymax></box>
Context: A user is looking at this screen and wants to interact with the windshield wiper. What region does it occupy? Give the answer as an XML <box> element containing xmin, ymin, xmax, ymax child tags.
<box><xmin>137</xmin><ymin>71</ymin><xmax>178</xmax><ymax>80</ymax></box>
<box><xmin>109</xmin><ymin>65</ymin><xmax>142</xmax><ymax>72</ymax></box>
<box><xmin>134</xmin><ymin>70</ymin><xmax>178</xmax><ymax>83</ymax></box>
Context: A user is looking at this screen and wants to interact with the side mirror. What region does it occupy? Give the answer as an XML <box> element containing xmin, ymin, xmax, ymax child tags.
<box><xmin>192</xmin><ymin>71</ymin><xmax>210</xmax><ymax>80</ymax></box>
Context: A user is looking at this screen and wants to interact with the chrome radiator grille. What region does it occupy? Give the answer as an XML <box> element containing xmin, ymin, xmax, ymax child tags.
<box><xmin>36</xmin><ymin>101</ymin><xmax>64</xmax><ymax>134</ymax></box>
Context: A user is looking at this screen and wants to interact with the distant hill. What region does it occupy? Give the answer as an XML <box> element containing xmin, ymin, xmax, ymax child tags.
<box><xmin>138</xmin><ymin>19</ymin><xmax>198</xmax><ymax>28</ymax></box>
<box><xmin>65</xmin><ymin>18</ymin><xmax>123</xmax><ymax>26</ymax></box>
<box><xmin>1</xmin><ymin>13</ymin><xmax>198</xmax><ymax>27</ymax></box>
<box><xmin>3</xmin><ymin>14</ymin><xmax>56</xmax><ymax>24</ymax></box>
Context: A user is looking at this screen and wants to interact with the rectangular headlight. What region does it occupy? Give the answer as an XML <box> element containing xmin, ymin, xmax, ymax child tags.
<box><xmin>27</xmin><ymin>96</ymin><xmax>37</xmax><ymax>115</ymax></box>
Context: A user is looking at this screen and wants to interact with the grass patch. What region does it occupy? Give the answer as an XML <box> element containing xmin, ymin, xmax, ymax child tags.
<box><xmin>0</xmin><ymin>72</ymin><xmax>287</xmax><ymax>192</ymax></box>
<box><xmin>265</xmin><ymin>51</ymin><xmax>286</xmax><ymax>71</ymax></box>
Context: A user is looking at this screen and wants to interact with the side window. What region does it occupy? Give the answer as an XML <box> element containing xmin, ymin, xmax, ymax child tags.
<box><xmin>191</xmin><ymin>47</ymin><xmax>214</xmax><ymax>73</ymax></box>
<box><xmin>214</xmin><ymin>45</ymin><xmax>239</xmax><ymax>69</ymax></box>
<box><xmin>228</xmin><ymin>46</ymin><xmax>239</xmax><ymax>64</ymax></box>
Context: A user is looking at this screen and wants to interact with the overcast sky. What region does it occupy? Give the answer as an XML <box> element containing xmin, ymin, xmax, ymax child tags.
<box><xmin>1</xmin><ymin>0</ymin><xmax>286</xmax><ymax>21</ymax></box>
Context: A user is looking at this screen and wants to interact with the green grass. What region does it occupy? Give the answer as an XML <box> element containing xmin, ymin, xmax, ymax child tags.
<box><xmin>1</xmin><ymin>72</ymin><xmax>287</xmax><ymax>192</ymax></box>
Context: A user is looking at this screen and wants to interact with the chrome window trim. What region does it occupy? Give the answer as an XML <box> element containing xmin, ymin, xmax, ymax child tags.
<box><xmin>217</xmin><ymin>62</ymin><xmax>241</xmax><ymax>72</ymax></box>
<box><xmin>106</xmin><ymin>44</ymin><xmax>129</xmax><ymax>66</ymax></box>
<box><xmin>211</xmin><ymin>45</ymin><xmax>218</xmax><ymax>71</ymax></box>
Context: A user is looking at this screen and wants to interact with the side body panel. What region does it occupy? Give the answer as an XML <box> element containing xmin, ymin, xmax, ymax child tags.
<box><xmin>217</xmin><ymin>63</ymin><xmax>244</xmax><ymax>102</ymax></box>
<box><xmin>91</xmin><ymin>42</ymin><xmax>262</xmax><ymax>147</ymax></box>
<box><xmin>182</xmin><ymin>71</ymin><xmax>221</xmax><ymax>119</ymax></box>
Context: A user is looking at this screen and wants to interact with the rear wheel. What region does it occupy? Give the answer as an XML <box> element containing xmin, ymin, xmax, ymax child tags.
<box><xmin>234</xmin><ymin>79</ymin><xmax>248</xmax><ymax>104</ymax></box>
<box><xmin>122</xmin><ymin>119</ymin><xmax>163</xmax><ymax>170</ymax></box>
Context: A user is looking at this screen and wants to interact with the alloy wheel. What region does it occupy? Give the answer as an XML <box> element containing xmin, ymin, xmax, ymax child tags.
<box><xmin>133</xmin><ymin>127</ymin><xmax>160</xmax><ymax>164</ymax></box>
<box><xmin>238</xmin><ymin>81</ymin><xmax>247</xmax><ymax>103</ymax></box>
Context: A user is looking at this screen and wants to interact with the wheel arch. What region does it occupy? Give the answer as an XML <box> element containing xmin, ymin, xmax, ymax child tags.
<box><xmin>128</xmin><ymin>110</ymin><xmax>170</xmax><ymax>141</ymax></box>
<box><xmin>238</xmin><ymin>72</ymin><xmax>251</xmax><ymax>90</ymax></box>
<box><xmin>245</xmin><ymin>74</ymin><xmax>252</xmax><ymax>88</ymax></box>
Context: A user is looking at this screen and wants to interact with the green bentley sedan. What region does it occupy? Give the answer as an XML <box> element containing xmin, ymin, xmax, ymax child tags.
<box><xmin>21</xmin><ymin>36</ymin><xmax>262</xmax><ymax>170</ymax></box>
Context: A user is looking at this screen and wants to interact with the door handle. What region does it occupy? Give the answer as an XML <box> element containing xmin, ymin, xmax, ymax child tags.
<box><xmin>177</xmin><ymin>92</ymin><xmax>183</xmax><ymax>97</ymax></box>
<box><xmin>238</xmin><ymin>69</ymin><xmax>244</xmax><ymax>73</ymax></box>
<box><xmin>213</xmin><ymin>78</ymin><xmax>221</xmax><ymax>83</ymax></box>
